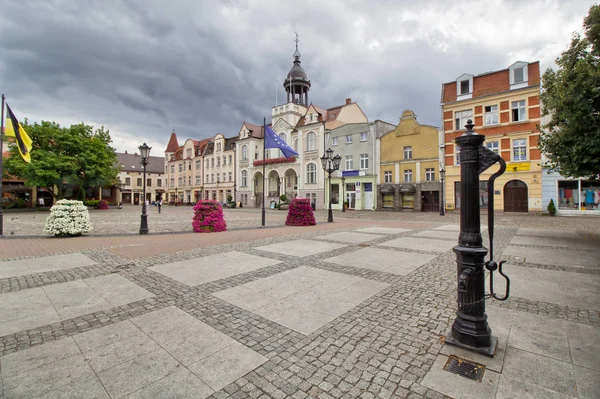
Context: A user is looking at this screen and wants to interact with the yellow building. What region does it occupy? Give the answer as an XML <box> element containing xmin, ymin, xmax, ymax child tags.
<box><xmin>377</xmin><ymin>110</ymin><xmax>441</xmax><ymax>211</ymax></box>
<box><xmin>441</xmin><ymin>61</ymin><xmax>542</xmax><ymax>213</ymax></box>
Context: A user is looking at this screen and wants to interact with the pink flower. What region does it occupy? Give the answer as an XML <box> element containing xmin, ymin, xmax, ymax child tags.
<box><xmin>192</xmin><ymin>200</ymin><xmax>227</xmax><ymax>233</ymax></box>
<box><xmin>285</xmin><ymin>198</ymin><xmax>316</xmax><ymax>226</ymax></box>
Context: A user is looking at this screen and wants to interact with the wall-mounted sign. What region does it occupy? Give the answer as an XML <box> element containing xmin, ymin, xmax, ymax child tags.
<box><xmin>507</xmin><ymin>162</ymin><xmax>530</xmax><ymax>172</ymax></box>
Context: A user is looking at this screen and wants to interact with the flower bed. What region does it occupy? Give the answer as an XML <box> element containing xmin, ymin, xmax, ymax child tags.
<box><xmin>44</xmin><ymin>199</ymin><xmax>92</xmax><ymax>237</ymax></box>
<box><xmin>192</xmin><ymin>200</ymin><xmax>227</xmax><ymax>233</ymax></box>
<box><xmin>253</xmin><ymin>156</ymin><xmax>296</xmax><ymax>166</ymax></box>
<box><xmin>97</xmin><ymin>199</ymin><xmax>109</xmax><ymax>210</ymax></box>
<box><xmin>285</xmin><ymin>198</ymin><xmax>316</xmax><ymax>226</ymax></box>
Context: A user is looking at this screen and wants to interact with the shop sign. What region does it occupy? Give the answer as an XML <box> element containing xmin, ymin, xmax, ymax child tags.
<box><xmin>507</xmin><ymin>162</ymin><xmax>530</xmax><ymax>172</ymax></box>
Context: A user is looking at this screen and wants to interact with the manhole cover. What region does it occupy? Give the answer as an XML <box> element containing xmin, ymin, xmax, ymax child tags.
<box><xmin>443</xmin><ymin>355</ymin><xmax>485</xmax><ymax>382</ymax></box>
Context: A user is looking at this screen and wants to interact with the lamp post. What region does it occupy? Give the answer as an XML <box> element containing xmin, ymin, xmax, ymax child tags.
<box><xmin>320</xmin><ymin>148</ymin><xmax>342</xmax><ymax>223</ymax></box>
<box><xmin>341</xmin><ymin>176</ymin><xmax>346</xmax><ymax>212</ymax></box>
<box><xmin>139</xmin><ymin>142</ymin><xmax>151</xmax><ymax>235</ymax></box>
<box><xmin>439</xmin><ymin>166</ymin><xmax>446</xmax><ymax>216</ymax></box>
<box><xmin>175</xmin><ymin>187</ymin><xmax>178</xmax><ymax>207</ymax></box>
<box><xmin>233</xmin><ymin>183</ymin><xmax>237</xmax><ymax>208</ymax></box>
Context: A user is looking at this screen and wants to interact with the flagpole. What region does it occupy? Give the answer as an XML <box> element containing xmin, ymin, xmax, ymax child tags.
<box><xmin>0</xmin><ymin>94</ymin><xmax>5</xmax><ymax>236</ymax></box>
<box><xmin>261</xmin><ymin>117</ymin><xmax>266</xmax><ymax>227</ymax></box>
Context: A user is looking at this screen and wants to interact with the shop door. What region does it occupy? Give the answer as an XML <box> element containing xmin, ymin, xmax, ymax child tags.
<box><xmin>364</xmin><ymin>183</ymin><xmax>373</xmax><ymax>210</ymax></box>
<box><xmin>346</xmin><ymin>193</ymin><xmax>356</xmax><ymax>209</ymax></box>
<box><xmin>421</xmin><ymin>191</ymin><xmax>439</xmax><ymax>212</ymax></box>
<box><xmin>504</xmin><ymin>180</ymin><xmax>528</xmax><ymax>212</ymax></box>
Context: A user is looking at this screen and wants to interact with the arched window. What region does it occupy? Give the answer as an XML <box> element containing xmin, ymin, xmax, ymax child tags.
<box><xmin>241</xmin><ymin>145</ymin><xmax>248</xmax><ymax>161</ymax></box>
<box><xmin>306</xmin><ymin>132</ymin><xmax>316</xmax><ymax>151</ymax></box>
<box><xmin>293</xmin><ymin>137</ymin><xmax>298</xmax><ymax>152</ymax></box>
<box><xmin>241</xmin><ymin>170</ymin><xmax>247</xmax><ymax>187</ymax></box>
<box><xmin>306</xmin><ymin>163</ymin><xmax>317</xmax><ymax>184</ymax></box>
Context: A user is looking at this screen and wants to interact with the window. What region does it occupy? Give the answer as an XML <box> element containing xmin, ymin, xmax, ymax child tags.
<box><xmin>170</xmin><ymin>178</ymin><xmax>174</xmax><ymax>187</ymax></box>
<box><xmin>216</xmin><ymin>143</ymin><xmax>221</xmax><ymax>151</ymax></box>
<box><xmin>456</xmin><ymin>147</ymin><xmax>461</xmax><ymax>165</ymax></box>
<box><xmin>360</xmin><ymin>154</ymin><xmax>369</xmax><ymax>170</ymax></box>
<box><xmin>241</xmin><ymin>145</ymin><xmax>247</xmax><ymax>161</ymax></box>
<box><xmin>485</xmin><ymin>105</ymin><xmax>498</xmax><ymax>126</ymax></box>
<box><xmin>195</xmin><ymin>160</ymin><xmax>200</xmax><ymax>170</ymax></box>
<box><xmin>137</xmin><ymin>178</ymin><xmax>142</xmax><ymax>186</ymax></box>
<box><xmin>306</xmin><ymin>132</ymin><xmax>316</xmax><ymax>151</ymax></box>
<box><xmin>293</xmin><ymin>138</ymin><xmax>298</xmax><ymax>152</ymax></box>
<box><xmin>345</xmin><ymin>155</ymin><xmax>353</xmax><ymax>170</ymax></box>
<box><xmin>211</xmin><ymin>158</ymin><xmax>214</xmax><ymax>167</ymax></box>
<box><xmin>360</xmin><ymin>132</ymin><xmax>368</xmax><ymax>141</ymax></box>
<box><xmin>514</xmin><ymin>67</ymin><xmax>524</xmax><ymax>83</ymax></box>
<box><xmin>403</xmin><ymin>146</ymin><xmax>413</xmax><ymax>160</ymax></box>
<box><xmin>178</xmin><ymin>177</ymin><xmax>182</xmax><ymax>186</ymax></box>
<box><xmin>125</xmin><ymin>177</ymin><xmax>131</xmax><ymax>186</ymax></box>
<box><xmin>211</xmin><ymin>174</ymin><xmax>214</xmax><ymax>183</ymax></box>
<box><xmin>425</xmin><ymin>168</ymin><xmax>435</xmax><ymax>181</ymax></box>
<box><xmin>188</xmin><ymin>163</ymin><xmax>191</xmax><ymax>171</ymax></box>
<box><xmin>186</xmin><ymin>149</ymin><xmax>192</xmax><ymax>158</ymax></box>
<box><xmin>513</xmin><ymin>138</ymin><xmax>527</xmax><ymax>161</ymax></box>
<box><xmin>345</xmin><ymin>135</ymin><xmax>352</xmax><ymax>144</ymax></box>
<box><xmin>206</xmin><ymin>159</ymin><xmax>209</xmax><ymax>168</ymax></box>
<box><xmin>206</xmin><ymin>174</ymin><xmax>209</xmax><ymax>183</ymax></box>
<box><xmin>332</xmin><ymin>137</ymin><xmax>338</xmax><ymax>146</ymax></box>
<box><xmin>486</xmin><ymin>141</ymin><xmax>499</xmax><ymax>154</ymax></box>
<box><xmin>512</xmin><ymin>100</ymin><xmax>526</xmax><ymax>122</ymax></box>
<box><xmin>384</xmin><ymin>171</ymin><xmax>392</xmax><ymax>183</ymax></box>
<box><xmin>146</xmin><ymin>178</ymin><xmax>151</xmax><ymax>186</ymax></box>
<box><xmin>455</xmin><ymin>109</ymin><xmax>473</xmax><ymax>130</ymax></box>
<box><xmin>460</xmin><ymin>80</ymin><xmax>470</xmax><ymax>94</ymax></box>
<box><xmin>222</xmin><ymin>173</ymin><xmax>226</xmax><ymax>182</ymax></box>
<box><xmin>157</xmin><ymin>179</ymin><xmax>162</xmax><ymax>187</ymax></box>
<box><xmin>228</xmin><ymin>155</ymin><xmax>232</xmax><ymax>165</ymax></box>
<box><xmin>228</xmin><ymin>172</ymin><xmax>232</xmax><ymax>182</ymax></box>
<box><xmin>170</xmin><ymin>165</ymin><xmax>174</xmax><ymax>173</ymax></box>
<box><xmin>178</xmin><ymin>163</ymin><xmax>183</xmax><ymax>172</ymax></box>
<box><xmin>195</xmin><ymin>175</ymin><xmax>201</xmax><ymax>184</ymax></box>
<box><xmin>188</xmin><ymin>176</ymin><xmax>191</xmax><ymax>185</ymax></box>
<box><xmin>306</xmin><ymin>163</ymin><xmax>316</xmax><ymax>184</ymax></box>
<box><xmin>217</xmin><ymin>157</ymin><xmax>220</xmax><ymax>167</ymax></box>
<box><xmin>404</xmin><ymin>169</ymin><xmax>412</xmax><ymax>182</ymax></box>
<box><xmin>241</xmin><ymin>170</ymin><xmax>247</xmax><ymax>187</ymax></box>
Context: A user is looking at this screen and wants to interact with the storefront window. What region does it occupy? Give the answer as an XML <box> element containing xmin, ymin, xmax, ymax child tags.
<box><xmin>382</xmin><ymin>194</ymin><xmax>394</xmax><ymax>208</ymax></box>
<box><xmin>558</xmin><ymin>180</ymin><xmax>600</xmax><ymax>211</ymax></box>
<box><xmin>479</xmin><ymin>181</ymin><xmax>488</xmax><ymax>207</ymax></box>
<box><xmin>402</xmin><ymin>194</ymin><xmax>415</xmax><ymax>209</ymax></box>
<box><xmin>331</xmin><ymin>184</ymin><xmax>339</xmax><ymax>204</ymax></box>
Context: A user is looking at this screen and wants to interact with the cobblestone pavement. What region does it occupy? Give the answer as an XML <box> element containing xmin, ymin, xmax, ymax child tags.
<box><xmin>0</xmin><ymin>213</ymin><xmax>598</xmax><ymax>398</ymax></box>
<box><xmin>3</xmin><ymin>205</ymin><xmax>600</xmax><ymax>237</ymax></box>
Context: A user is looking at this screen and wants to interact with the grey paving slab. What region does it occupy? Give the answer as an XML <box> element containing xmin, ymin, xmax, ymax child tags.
<box><xmin>502</xmin><ymin>245</ymin><xmax>599</xmax><ymax>269</ymax></box>
<box><xmin>508</xmin><ymin>312</ymin><xmax>570</xmax><ymax>363</ymax></box>
<box><xmin>574</xmin><ymin>365</ymin><xmax>600</xmax><ymax>399</ymax></box>
<box><xmin>441</xmin><ymin>306</ymin><xmax>514</xmax><ymax>373</ymax></box>
<box><xmin>0</xmin><ymin>287</ymin><xmax>60</xmax><ymax>337</ymax></box>
<box><xmin>149</xmin><ymin>251</ymin><xmax>281</xmax><ymax>286</ymax></box>
<box><xmin>502</xmin><ymin>347</ymin><xmax>577</xmax><ymax>397</ymax></box>
<box><xmin>2</xmin><ymin>354</ymin><xmax>95</xmax><ymax>398</ymax></box>
<box><xmin>509</xmin><ymin>234</ymin><xmax>596</xmax><ymax>249</ymax></box>
<box><xmin>377</xmin><ymin>236</ymin><xmax>456</xmax><ymax>253</ymax></box>
<box><xmin>410</xmin><ymin>230</ymin><xmax>460</xmax><ymax>241</ymax></box>
<box><xmin>214</xmin><ymin>266</ymin><xmax>389</xmax><ymax>335</ymax></box>
<box><xmin>421</xmin><ymin>354</ymin><xmax>500</xmax><ymax>399</ymax></box>
<box><xmin>0</xmin><ymin>253</ymin><xmax>96</xmax><ymax>279</ymax></box>
<box><xmin>187</xmin><ymin>340</ymin><xmax>268</xmax><ymax>392</ymax></box>
<box><xmin>567</xmin><ymin>322</ymin><xmax>600</xmax><ymax>371</ymax></box>
<box><xmin>516</xmin><ymin>228</ymin><xmax>582</xmax><ymax>238</ymax></box>
<box><xmin>255</xmin><ymin>239</ymin><xmax>347</xmax><ymax>257</ymax></box>
<box><xmin>324</xmin><ymin>247</ymin><xmax>437</xmax><ymax>275</ymax></box>
<box><xmin>131</xmin><ymin>306</ymin><xmax>232</xmax><ymax>367</ymax></box>
<box><xmin>43</xmin><ymin>375</ymin><xmax>110</xmax><ymax>399</ymax></box>
<box><xmin>43</xmin><ymin>275</ymin><xmax>154</xmax><ymax>320</ymax></box>
<box><xmin>0</xmin><ymin>337</ymin><xmax>81</xmax><ymax>377</ymax></box>
<box><xmin>316</xmin><ymin>231</ymin><xmax>385</xmax><ymax>244</ymax></box>
<box><xmin>96</xmin><ymin>348</ymin><xmax>180</xmax><ymax>398</ymax></box>
<box><xmin>496</xmin><ymin>375</ymin><xmax>576</xmax><ymax>399</ymax></box>
<box><xmin>354</xmin><ymin>227</ymin><xmax>412</xmax><ymax>235</ymax></box>
<box><xmin>489</xmin><ymin>265</ymin><xmax>600</xmax><ymax>311</ymax></box>
<box><xmin>123</xmin><ymin>368</ymin><xmax>213</xmax><ymax>399</ymax></box>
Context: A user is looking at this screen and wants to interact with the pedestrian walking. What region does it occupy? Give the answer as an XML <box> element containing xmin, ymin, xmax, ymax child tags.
<box><xmin>158</xmin><ymin>199</ymin><xmax>162</xmax><ymax>214</ymax></box>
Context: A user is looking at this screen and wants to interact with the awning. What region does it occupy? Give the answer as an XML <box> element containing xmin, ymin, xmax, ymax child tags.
<box><xmin>400</xmin><ymin>184</ymin><xmax>416</xmax><ymax>193</ymax></box>
<box><xmin>380</xmin><ymin>184</ymin><xmax>395</xmax><ymax>193</ymax></box>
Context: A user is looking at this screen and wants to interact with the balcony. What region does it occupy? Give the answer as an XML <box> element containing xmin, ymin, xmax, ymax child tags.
<box><xmin>253</xmin><ymin>156</ymin><xmax>296</xmax><ymax>167</ymax></box>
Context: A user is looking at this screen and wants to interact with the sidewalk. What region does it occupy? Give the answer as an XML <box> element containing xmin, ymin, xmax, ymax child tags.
<box><xmin>0</xmin><ymin>219</ymin><xmax>598</xmax><ymax>398</ymax></box>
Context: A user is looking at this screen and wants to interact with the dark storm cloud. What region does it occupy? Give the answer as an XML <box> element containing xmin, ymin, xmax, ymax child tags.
<box><xmin>0</xmin><ymin>0</ymin><xmax>594</xmax><ymax>153</ymax></box>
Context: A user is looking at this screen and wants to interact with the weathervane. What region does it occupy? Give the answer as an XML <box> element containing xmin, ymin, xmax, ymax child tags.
<box><xmin>294</xmin><ymin>32</ymin><xmax>299</xmax><ymax>50</ymax></box>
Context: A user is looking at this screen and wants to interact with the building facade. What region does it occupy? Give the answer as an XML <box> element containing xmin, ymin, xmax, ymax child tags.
<box><xmin>324</xmin><ymin>120</ymin><xmax>394</xmax><ymax>211</ymax></box>
<box><xmin>116</xmin><ymin>152</ymin><xmax>165</xmax><ymax>205</ymax></box>
<box><xmin>377</xmin><ymin>110</ymin><xmax>441</xmax><ymax>212</ymax></box>
<box><xmin>441</xmin><ymin>61</ymin><xmax>543</xmax><ymax>213</ymax></box>
<box><xmin>235</xmin><ymin>43</ymin><xmax>369</xmax><ymax>209</ymax></box>
<box><xmin>202</xmin><ymin>134</ymin><xmax>237</xmax><ymax>203</ymax></box>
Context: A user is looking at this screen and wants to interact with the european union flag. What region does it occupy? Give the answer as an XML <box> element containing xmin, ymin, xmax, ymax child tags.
<box><xmin>264</xmin><ymin>125</ymin><xmax>299</xmax><ymax>158</ymax></box>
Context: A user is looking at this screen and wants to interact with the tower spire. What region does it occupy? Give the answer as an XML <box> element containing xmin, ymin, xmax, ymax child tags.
<box><xmin>293</xmin><ymin>31</ymin><xmax>301</xmax><ymax>60</ymax></box>
<box><xmin>284</xmin><ymin>32</ymin><xmax>310</xmax><ymax>105</ymax></box>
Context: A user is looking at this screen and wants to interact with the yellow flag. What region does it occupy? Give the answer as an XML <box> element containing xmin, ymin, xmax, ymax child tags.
<box><xmin>5</xmin><ymin>103</ymin><xmax>32</xmax><ymax>163</ymax></box>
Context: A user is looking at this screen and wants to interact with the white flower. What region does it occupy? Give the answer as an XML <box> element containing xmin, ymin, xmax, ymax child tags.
<box><xmin>44</xmin><ymin>199</ymin><xmax>92</xmax><ymax>236</ymax></box>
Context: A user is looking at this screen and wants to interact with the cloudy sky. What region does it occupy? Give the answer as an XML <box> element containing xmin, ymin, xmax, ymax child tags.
<box><xmin>0</xmin><ymin>0</ymin><xmax>594</xmax><ymax>155</ymax></box>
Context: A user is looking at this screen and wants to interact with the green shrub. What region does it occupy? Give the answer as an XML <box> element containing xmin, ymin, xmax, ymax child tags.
<box><xmin>84</xmin><ymin>200</ymin><xmax>100</xmax><ymax>207</ymax></box>
<box><xmin>547</xmin><ymin>198</ymin><xmax>556</xmax><ymax>215</ymax></box>
<box><xmin>227</xmin><ymin>195</ymin><xmax>233</xmax><ymax>203</ymax></box>
<box><xmin>77</xmin><ymin>187</ymin><xmax>86</xmax><ymax>202</ymax></box>
<box><xmin>280</xmin><ymin>194</ymin><xmax>287</xmax><ymax>203</ymax></box>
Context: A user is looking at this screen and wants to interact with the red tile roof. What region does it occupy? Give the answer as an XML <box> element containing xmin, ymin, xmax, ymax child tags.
<box><xmin>165</xmin><ymin>132</ymin><xmax>180</xmax><ymax>153</ymax></box>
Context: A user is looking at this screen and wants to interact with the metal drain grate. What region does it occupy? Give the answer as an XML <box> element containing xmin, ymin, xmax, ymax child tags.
<box><xmin>443</xmin><ymin>355</ymin><xmax>486</xmax><ymax>382</ymax></box>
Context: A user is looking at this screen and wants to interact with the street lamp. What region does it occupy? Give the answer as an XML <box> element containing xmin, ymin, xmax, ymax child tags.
<box><xmin>341</xmin><ymin>176</ymin><xmax>346</xmax><ymax>213</ymax></box>
<box><xmin>175</xmin><ymin>187</ymin><xmax>178</xmax><ymax>207</ymax></box>
<box><xmin>320</xmin><ymin>148</ymin><xmax>342</xmax><ymax>223</ymax></box>
<box><xmin>138</xmin><ymin>142</ymin><xmax>151</xmax><ymax>235</ymax></box>
<box><xmin>439</xmin><ymin>164</ymin><xmax>446</xmax><ymax>216</ymax></box>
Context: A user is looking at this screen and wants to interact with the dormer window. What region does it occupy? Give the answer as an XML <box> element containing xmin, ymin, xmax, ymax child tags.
<box><xmin>509</xmin><ymin>61</ymin><xmax>529</xmax><ymax>89</ymax></box>
<box><xmin>456</xmin><ymin>74</ymin><xmax>474</xmax><ymax>100</ymax></box>
<box><xmin>460</xmin><ymin>80</ymin><xmax>470</xmax><ymax>95</ymax></box>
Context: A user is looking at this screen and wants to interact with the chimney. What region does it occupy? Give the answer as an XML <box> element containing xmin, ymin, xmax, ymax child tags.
<box><xmin>124</xmin><ymin>150</ymin><xmax>128</xmax><ymax>154</ymax></box>
<box><xmin>345</xmin><ymin>98</ymin><xmax>352</xmax><ymax>104</ymax></box>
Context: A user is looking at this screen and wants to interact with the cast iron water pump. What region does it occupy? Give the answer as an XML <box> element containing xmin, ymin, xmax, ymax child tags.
<box><xmin>445</xmin><ymin>120</ymin><xmax>510</xmax><ymax>356</ymax></box>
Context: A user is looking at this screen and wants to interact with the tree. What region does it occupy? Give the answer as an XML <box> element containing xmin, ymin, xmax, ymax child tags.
<box><xmin>539</xmin><ymin>4</ymin><xmax>600</xmax><ymax>179</ymax></box>
<box><xmin>2</xmin><ymin>121</ymin><xmax>120</xmax><ymax>199</ymax></box>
